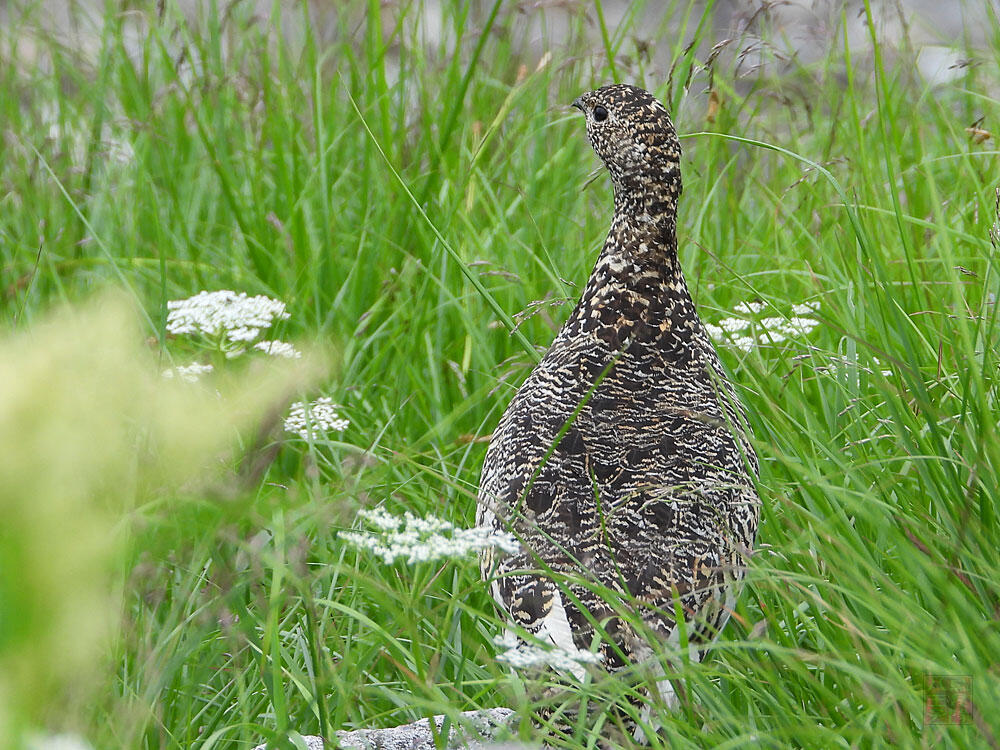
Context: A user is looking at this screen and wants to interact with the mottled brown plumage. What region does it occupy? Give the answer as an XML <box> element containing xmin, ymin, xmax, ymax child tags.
<box><xmin>478</xmin><ymin>84</ymin><xmax>759</xmax><ymax>686</ymax></box>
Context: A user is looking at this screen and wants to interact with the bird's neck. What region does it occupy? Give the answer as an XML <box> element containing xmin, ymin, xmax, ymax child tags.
<box><xmin>612</xmin><ymin>168</ymin><xmax>680</xmax><ymax>227</ymax></box>
<box><xmin>564</xmin><ymin>207</ymin><xmax>702</xmax><ymax>354</ymax></box>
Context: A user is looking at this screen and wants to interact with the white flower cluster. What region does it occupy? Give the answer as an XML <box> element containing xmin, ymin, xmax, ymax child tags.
<box><xmin>340</xmin><ymin>508</ymin><xmax>520</xmax><ymax>564</ymax></box>
<box><xmin>254</xmin><ymin>340</ymin><xmax>302</xmax><ymax>359</ymax></box>
<box><xmin>493</xmin><ymin>632</ymin><xmax>603</xmax><ymax>673</ymax></box>
<box><xmin>166</xmin><ymin>290</ymin><xmax>289</xmax><ymax>344</ymax></box>
<box><xmin>283</xmin><ymin>397</ymin><xmax>349</xmax><ymax>439</ymax></box>
<box><xmin>161</xmin><ymin>362</ymin><xmax>214</xmax><ymax>382</ymax></box>
<box><xmin>705</xmin><ymin>301</ymin><xmax>820</xmax><ymax>352</ymax></box>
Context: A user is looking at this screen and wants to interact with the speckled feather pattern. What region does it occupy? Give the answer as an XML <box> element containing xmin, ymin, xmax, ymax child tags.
<box><xmin>478</xmin><ymin>85</ymin><xmax>760</xmax><ymax>671</ymax></box>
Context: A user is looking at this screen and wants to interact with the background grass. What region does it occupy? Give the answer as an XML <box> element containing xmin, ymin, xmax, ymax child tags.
<box><xmin>3</xmin><ymin>0</ymin><xmax>1000</xmax><ymax>747</ymax></box>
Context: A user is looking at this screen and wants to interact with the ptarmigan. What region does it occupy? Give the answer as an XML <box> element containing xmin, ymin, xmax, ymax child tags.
<box><xmin>477</xmin><ymin>84</ymin><xmax>760</xmax><ymax>700</ymax></box>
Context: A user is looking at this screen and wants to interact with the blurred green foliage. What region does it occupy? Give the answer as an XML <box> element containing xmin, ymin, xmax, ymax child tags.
<box><xmin>0</xmin><ymin>295</ymin><xmax>319</xmax><ymax>749</ymax></box>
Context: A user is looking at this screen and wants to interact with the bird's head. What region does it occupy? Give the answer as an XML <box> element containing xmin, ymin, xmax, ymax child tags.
<box><xmin>572</xmin><ymin>84</ymin><xmax>682</xmax><ymax>224</ymax></box>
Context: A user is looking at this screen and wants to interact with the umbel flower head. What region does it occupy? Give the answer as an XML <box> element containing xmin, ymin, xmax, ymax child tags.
<box><xmin>340</xmin><ymin>508</ymin><xmax>520</xmax><ymax>565</ymax></box>
<box><xmin>254</xmin><ymin>340</ymin><xmax>302</xmax><ymax>359</ymax></box>
<box><xmin>705</xmin><ymin>301</ymin><xmax>821</xmax><ymax>352</ymax></box>
<box><xmin>493</xmin><ymin>632</ymin><xmax>602</xmax><ymax>674</ymax></box>
<box><xmin>166</xmin><ymin>290</ymin><xmax>290</xmax><ymax>344</ymax></box>
<box><xmin>283</xmin><ymin>397</ymin><xmax>349</xmax><ymax>439</ymax></box>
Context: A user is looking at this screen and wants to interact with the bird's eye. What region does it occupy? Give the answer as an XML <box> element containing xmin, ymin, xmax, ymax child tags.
<box><xmin>593</xmin><ymin>105</ymin><xmax>608</xmax><ymax>122</ymax></box>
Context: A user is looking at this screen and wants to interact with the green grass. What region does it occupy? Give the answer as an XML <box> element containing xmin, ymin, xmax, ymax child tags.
<box><xmin>3</xmin><ymin>0</ymin><xmax>1000</xmax><ymax>748</ymax></box>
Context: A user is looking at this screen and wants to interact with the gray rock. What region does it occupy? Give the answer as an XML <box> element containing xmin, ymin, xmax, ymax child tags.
<box><xmin>251</xmin><ymin>708</ymin><xmax>533</xmax><ymax>750</ymax></box>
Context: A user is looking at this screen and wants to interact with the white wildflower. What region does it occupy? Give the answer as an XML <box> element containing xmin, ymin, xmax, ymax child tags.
<box><xmin>792</xmin><ymin>302</ymin><xmax>820</xmax><ymax>315</ymax></box>
<box><xmin>161</xmin><ymin>362</ymin><xmax>214</xmax><ymax>382</ymax></box>
<box><xmin>284</xmin><ymin>397</ymin><xmax>349</xmax><ymax>439</ymax></box>
<box><xmin>708</xmin><ymin>301</ymin><xmax>821</xmax><ymax>352</ymax></box>
<box><xmin>340</xmin><ymin>509</ymin><xmax>520</xmax><ymax>564</ymax></box>
<box><xmin>493</xmin><ymin>633</ymin><xmax>602</xmax><ymax>673</ymax></box>
<box><xmin>760</xmin><ymin>316</ymin><xmax>820</xmax><ymax>338</ymax></box>
<box><xmin>254</xmin><ymin>340</ymin><xmax>302</xmax><ymax>359</ymax></box>
<box><xmin>166</xmin><ymin>290</ymin><xmax>290</xmax><ymax>343</ymax></box>
<box><xmin>358</xmin><ymin>507</ymin><xmax>406</xmax><ymax>531</ymax></box>
<box><xmin>733</xmin><ymin>300</ymin><xmax>767</xmax><ymax>315</ymax></box>
<box><xmin>227</xmin><ymin>326</ymin><xmax>262</xmax><ymax>343</ymax></box>
<box><xmin>718</xmin><ymin>316</ymin><xmax>751</xmax><ymax>333</ymax></box>
<box><xmin>729</xmin><ymin>334</ymin><xmax>758</xmax><ymax>352</ymax></box>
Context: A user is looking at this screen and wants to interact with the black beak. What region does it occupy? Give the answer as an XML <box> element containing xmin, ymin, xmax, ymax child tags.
<box><xmin>571</xmin><ymin>97</ymin><xmax>584</xmax><ymax>112</ymax></box>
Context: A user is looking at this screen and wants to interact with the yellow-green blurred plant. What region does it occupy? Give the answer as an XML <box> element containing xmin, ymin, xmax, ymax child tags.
<box><xmin>0</xmin><ymin>294</ymin><xmax>321</xmax><ymax>749</ymax></box>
